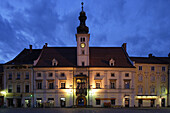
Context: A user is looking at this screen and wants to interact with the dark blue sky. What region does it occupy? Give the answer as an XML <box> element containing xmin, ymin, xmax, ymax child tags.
<box><xmin>0</xmin><ymin>0</ymin><xmax>170</xmax><ymax>63</ymax></box>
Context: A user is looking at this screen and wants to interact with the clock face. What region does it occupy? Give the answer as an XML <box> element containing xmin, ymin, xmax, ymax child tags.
<box><xmin>80</xmin><ymin>43</ymin><xmax>85</xmax><ymax>48</ymax></box>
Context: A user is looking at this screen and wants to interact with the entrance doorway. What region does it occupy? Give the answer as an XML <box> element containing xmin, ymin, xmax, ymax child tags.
<box><xmin>16</xmin><ymin>99</ymin><xmax>21</xmax><ymax>107</ymax></box>
<box><xmin>150</xmin><ymin>99</ymin><xmax>155</xmax><ymax>107</ymax></box>
<box><xmin>125</xmin><ymin>98</ymin><xmax>129</xmax><ymax>107</ymax></box>
<box><xmin>60</xmin><ymin>98</ymin><xmax>66</xmax><ymax>107</ymax></box>
<box><xmin>25</xmin><ymin>99</ymin><xmax>31</xmax><ymax>107</ymax></box>
<box><xmin>161</xmin><ymin>98</ymin><xmax>165</xmax><ymax>107</ymax></box>
<box><xmin>76</xmin><ymin>96</ymin><xmax>87</xmax><ymax>107</ymax></box>
<box><xmin>7</xmin><ymin>98</ymin><xmax>13</xmax><ymax>107</ymax></box>
<box><xmin>138</xmin><ymin>99</ymin><xmax>143</xmax><ymax>107</ymax></box>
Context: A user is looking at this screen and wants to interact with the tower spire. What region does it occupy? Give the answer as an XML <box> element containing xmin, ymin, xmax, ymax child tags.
<box><xmin>77</xmin><ymin>2</ymin><xmax>89</xmax><ymax>34</ymax></box>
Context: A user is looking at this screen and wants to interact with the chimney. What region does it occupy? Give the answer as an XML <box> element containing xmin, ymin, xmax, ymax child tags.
<box><xmin>45</xmin><ymin>43</ymin><xmax>48</xmax><ymax>47</ymax></box>
<box><xmin>148</xmin><ymin>53</ymin><xmax>153</xmax><ymax>58</ymax></box>
<box><xmin>122</xmin><ymin>43</ymin><xmax>127</xmax><ymax>52</ymax></box>
<box><xmin>29</xmin><ymin>45</ymin><xmax>32</xmax><ymax>53</ymax></box>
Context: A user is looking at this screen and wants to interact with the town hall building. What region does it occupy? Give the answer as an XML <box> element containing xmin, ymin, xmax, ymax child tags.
<box><xmin>1</xmin><ymin>3</ymin><xmax>170</xmax><ymax>108</ymax></box>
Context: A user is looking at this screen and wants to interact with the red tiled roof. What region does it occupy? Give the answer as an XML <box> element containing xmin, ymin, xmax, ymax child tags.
<box><xmin>130</xmin><ymin>57</ymin><xmax>170</xmax><ymax>64</ymax></box>
<box><xmin>5</xmin><ymin>49</ymin><xmax>42</xmax><ymax>65</ymax></box>
<box><xmin>35</xmin><ymin>47</ymin><xmax>134</xmax><ymax>67</ymax></box>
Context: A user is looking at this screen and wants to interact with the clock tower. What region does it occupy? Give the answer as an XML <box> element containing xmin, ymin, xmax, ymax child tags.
<box><xmin>76</xmin><ymin>2</ymin><xmax>90</xmax><ymax>66</ymax></box>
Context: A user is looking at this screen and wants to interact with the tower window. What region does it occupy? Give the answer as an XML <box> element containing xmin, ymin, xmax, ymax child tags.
<box><xmin>80</xmin><ymin>37</ymin><xmax>85</xmax><ymax>42</ymax></box>
<box><xmin>82</xmin><ymin>50</ymin><xmax>85</xmax><ymax>55</ymax></box>
<box><xmin>82</xmin><ymin>62</ymin><xmax>85</xmax><ymax>66</ymax></box>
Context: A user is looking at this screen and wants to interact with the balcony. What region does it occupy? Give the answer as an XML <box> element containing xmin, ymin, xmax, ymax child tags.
<box><xmin>76</xmin><ymin>88</ymin><xmax>87</xmax><ymax>96</ymax></box>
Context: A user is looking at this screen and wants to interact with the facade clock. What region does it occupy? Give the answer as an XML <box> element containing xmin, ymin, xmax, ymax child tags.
<box><xmin>80</xmin><ymin>43</ymin><xmax>86</xmax><ymax>48</ymax></box>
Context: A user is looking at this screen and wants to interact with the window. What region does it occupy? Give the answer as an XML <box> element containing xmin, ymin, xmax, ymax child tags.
<box><xmin>81</xmin><ymin>37</ymin><xmax>85</xmax><ymax>42</ymax></box>
<box><xmin>61</xmin><ymin>83</ymin><xmax>65</xmax><ymax>89</ymax></box>
<box><xmin>52</xmin><ymin>58</ymin><xmax>58</xmax><ymax>66</ymax></box>
<box><xmin>96</xmin><ymin>73</ymin><xmax>100</xmax><ymax>77</ymax></box>
<box><xmin>124</xmin><ymin>80</ymin><xmax>130</xmax><ymax>89</ymax></box>
<box><xmin>150</xmin><ymin>86</ymin><xmax>155</xmax><ymax>93</ymax></box>
<box><xmin>161</xmin><ymin>75</ymin><xmax>166</xmax><ymax>82</ymax></box>
<box><xmin>138</xmin><ymin>75</ymin><xmax>143</xmax><ymax>81</ymax></box>
<box><xmin>111</xmin><ymin>100</ymin><xmax>115</xmax><ymax>105</ymax></box>
<box><xmin>49</xmin><ymin>73</ymin><xmax>53</xmax><ymax>77</ymax></box>
<box><xmin>96</xmin><ymin>83</ymin><xmax>100</xmax><ymax>89</ymax></box>
<box><xmin>37</xmin><ymin>73</ymin><xmax>41</xmax><ymax>77</ymax></box>
<box><xmin>150</xmin><ymin>75</ymin><xmax>155</xmax><ymax>82</ymax></box>
<box><xmin>162</xmin><ymin>67</ymin><xmax>166</xmax><ymax>72</ymax></box>
<box><xmin>17</xmin><ymin>85</ymin><xmax>20</xmax><ymax>93</ymax></box>
<box><xmin>25</xmin><ymin>85</ymin><xmax>29</xmax><ymax>93</ymax></box>
<box><xmin>125</xmin><ymin>73</ymin><xmax>129</xmax><ymax>77</ymax></box>
<box><xmin>151</xmin><ymin>66</ymin><xmax>155</xmax><ymax>71</ymax></box>
<box><xmin>139</xmin><ymin>66</ymin><xmax>142</xmax><ymax>70</ymax></box>
<box><xmin>96</xmin><ymin>99</ymin><xmax>100</xmax><ymax>105</ymax></box>
<box><xmin>8</xmin><ymin>85</ymin><xmax>12</xmax><ymax>93</ymax></box>
<box><xmin>61</xmin><ymin>73</ymin><xmax>65</xmax><ymax>77</ymax></box>
<box><xmin>138</xmin><ymin>86</ymin><xmax>143</xmax><ymax>93</ymax></box>
<box><xmin>82</xmin><ymin>50</ymin><xmax>85</xmax><ymax>55</ymax></box>
<box><xmin>16</xmin><ymin>72</ymin><xmax>20</xmax><ymax>80</ymax></box>
<box><xmin>82</xmin><ymin>62</ymin><xmax>84</xmax><ymax>66</ymax></box>
<box><xmin>37</xmin><ymin>82</ymin><xmax>42</xmax><ymax>89</ymax></box>
<box><xmin>109</xmin><ymin>59</ymin><xmax>115</xmax><ymax>66</ymax></box>
<box><xmin>161</xmin><ymin>86</ymin><xmax>166</xmax><ymax>93</ymax></box>
<box><xmin>48</xmin><ymin>82</ymin><xmax>54</xmax><ymax>89</ymax></box>
<box><xmin>8</xmin><ymin>73</ymin><xmax>12</xmax><ymax>80</ymax></box>
<box><xmin>111</xmin><ymin>73</ymin><xmax>115</xmax><ymax>77</ymax></box>
<box><xmin>110</xmin><ymin>81</ymin><xmax>116</xmax><ymax>89</ymax></box>
<box><xmin>26</xmin><ymin>72</ymin><xmax>29</xmax><ymax>79</ymax></box>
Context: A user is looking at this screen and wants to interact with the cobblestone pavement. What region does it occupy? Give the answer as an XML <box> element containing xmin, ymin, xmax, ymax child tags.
<box><xmin>0</xmin><ymin>108</ymin><xmax>170</xmax><ymax>113</ymax></box>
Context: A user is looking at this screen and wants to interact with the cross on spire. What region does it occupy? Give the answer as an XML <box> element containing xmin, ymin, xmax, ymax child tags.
<box><xmin>81</xmin><ymin>2</ymin><xmax>84</xmax><ymax>11</ymax></box>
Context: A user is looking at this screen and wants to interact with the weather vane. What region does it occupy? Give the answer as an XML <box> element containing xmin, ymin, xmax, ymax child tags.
<box><xmin>81</xmin><ymin>2</ymin><xmax>84</xmax><ymax>11</ymax></box>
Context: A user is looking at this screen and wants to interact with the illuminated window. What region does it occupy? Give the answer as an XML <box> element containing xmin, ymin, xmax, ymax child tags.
<box><xmin>96</xmin><ymin>99</ymin><xmax>100</xmax><ymax>105</ymax></box>
<box><xmin>96</xmin><ymin>83</ymin><xmax>100</xmax><ymax>89</ymax></box>
<box><xmin>139</xmin><ymin>66</ymin><xmax>142</xmax><ymax>70</ymax></box>
<box><xmin>124</xmin><ymin>80</ymin><xmax>130</xmax><ymax>89</ymax></box>
<box><xmin>61</xmin><ymin>83</ymin><xmax>65</xmax><ymax>89</ymax></box>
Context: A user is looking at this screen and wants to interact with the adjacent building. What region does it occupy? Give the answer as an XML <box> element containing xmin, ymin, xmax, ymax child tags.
<box><xmin>1</xmin><ymin>2</ymin><xmax>170</xmax><ymax>108</ymax></box>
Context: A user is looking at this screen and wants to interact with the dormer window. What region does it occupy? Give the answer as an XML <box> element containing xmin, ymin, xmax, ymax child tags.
<box><xmin>52</xmin><ymin>58</ymin><xmax>58</xmax><ymax>66</ymax></box>
<box><xmin>109</xmin><ymin>58</ymin><xmax>115</xmax><ymax>66</ymax></box>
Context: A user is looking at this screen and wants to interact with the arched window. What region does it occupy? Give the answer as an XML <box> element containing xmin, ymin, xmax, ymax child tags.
<box><xmin>109</xmin><ymin>58</ymin><xmax>115</xmax><ymax>66</ymax></box>
<box><xmin>52</xmin><ymin>58</ymin><xmax>58</xmax><ymax>66</ymax></box>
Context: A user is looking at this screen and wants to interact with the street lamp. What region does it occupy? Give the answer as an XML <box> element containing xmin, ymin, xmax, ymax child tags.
<box><xmin>0</xmin><ymin>91</ymin><xmax>6</xmax><ymax>95</ymax></box>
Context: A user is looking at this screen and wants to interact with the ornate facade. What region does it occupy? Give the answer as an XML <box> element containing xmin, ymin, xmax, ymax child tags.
<box><xmin>1</xmin><ymin>3</ymin><xmax>170</xmax><ymax>108</ymax></box>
